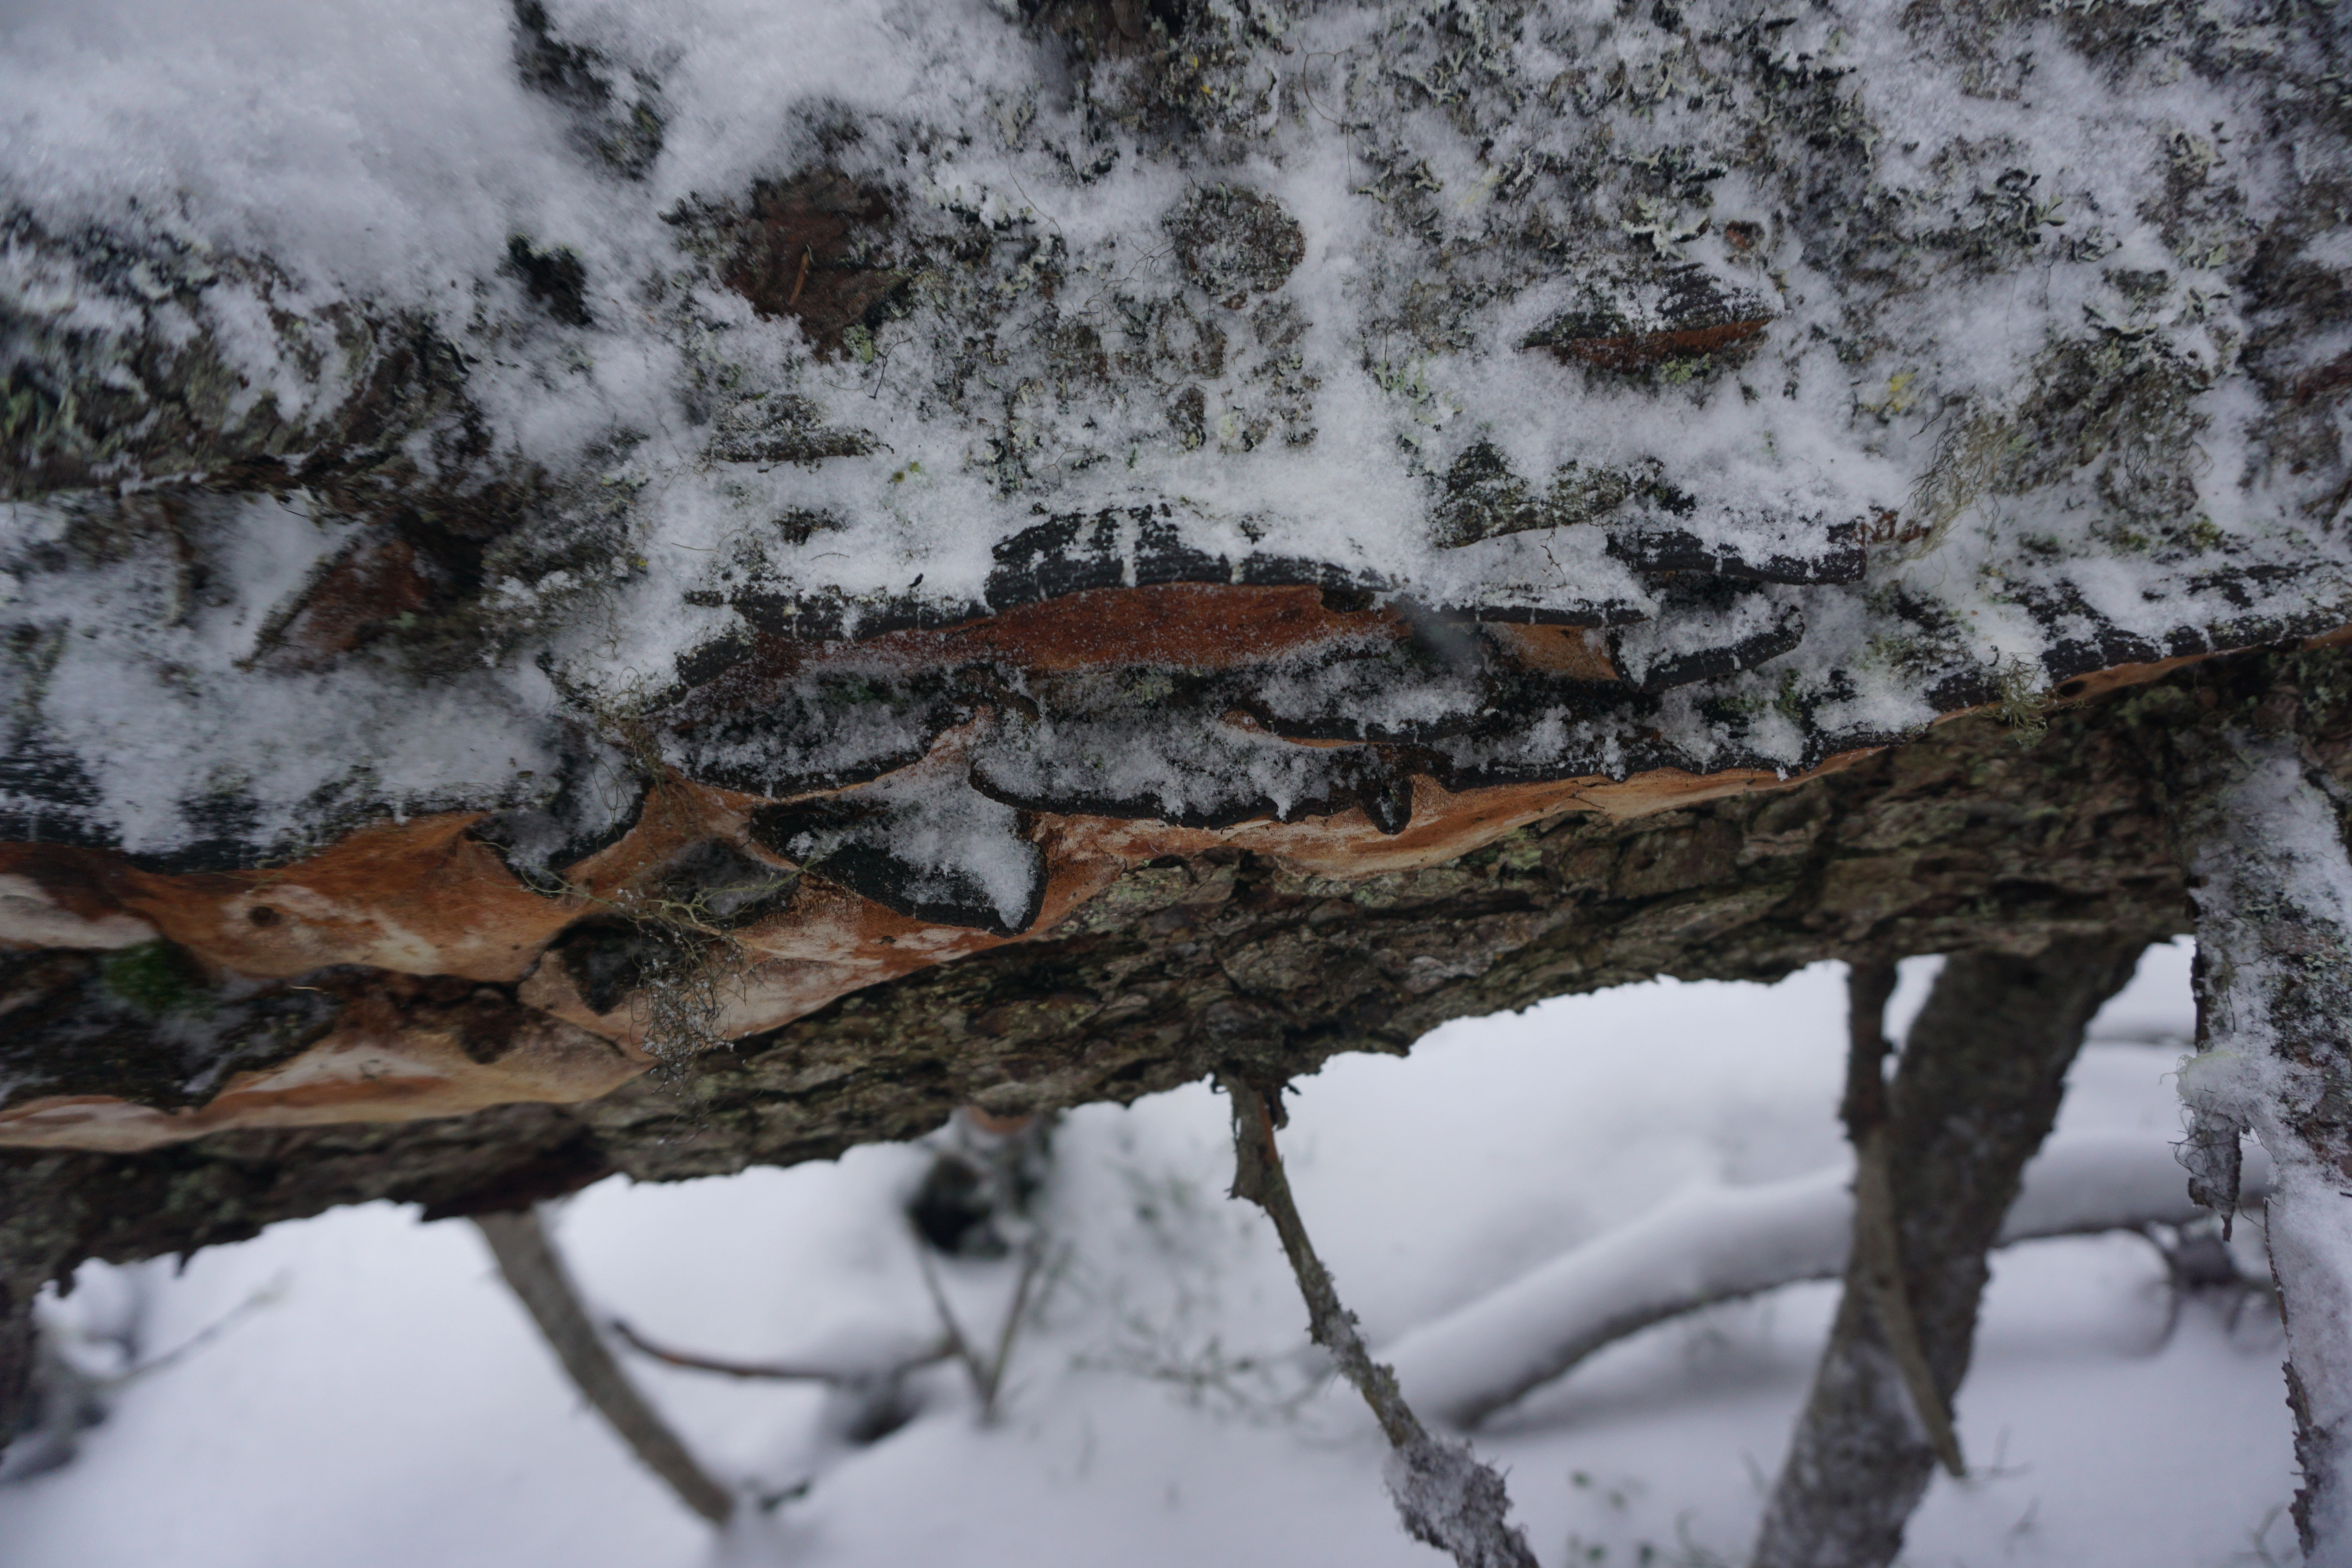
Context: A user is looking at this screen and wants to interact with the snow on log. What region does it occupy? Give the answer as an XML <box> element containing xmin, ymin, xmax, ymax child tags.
<box><xmin>3</xmin><ymin>0</ymin><xmax>2350</xmax><ymax>1137</ymax></box>
<box><xmin>1383</xmin><ymin>1132</ymin><xmax>2274</xmax><ymax>1431</ymax></box>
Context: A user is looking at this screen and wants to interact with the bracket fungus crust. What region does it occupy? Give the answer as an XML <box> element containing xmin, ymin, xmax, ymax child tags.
<box><xmin>2</xmin><ymin>0</ymin><xmax>2350</xmax><ymax>1155</ymax></box>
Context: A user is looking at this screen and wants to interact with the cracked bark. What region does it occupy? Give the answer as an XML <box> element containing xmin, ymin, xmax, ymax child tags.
<box><xmin>1749</xmin><ymin>938</ymin><xmax>2145</xmax><ymax>1568</ymax></box>
<box><xmin>0</xmin><ymin>651</ymin><xmax>2340</xmax><ymax>1460</ymax></box>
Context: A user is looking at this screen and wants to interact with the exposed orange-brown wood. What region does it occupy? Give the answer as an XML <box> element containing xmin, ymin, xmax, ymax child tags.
<box><xmin>7</xmin><ymin>593</ymin><xmax>2340</xmax><ymax>1152</ymax></box>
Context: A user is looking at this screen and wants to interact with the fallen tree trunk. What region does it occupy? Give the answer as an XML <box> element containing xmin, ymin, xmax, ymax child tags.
<box><xmin>4</xmin><ymin>0</ymin><xmax>2351</xmax><ymax>1474</ymax></box>
<box><xmin>1384</xmin><ymin>1130</ymin><xmax>2271</xmax><ymax>1432</ymax></box>
<box><xmin>0</xmin><ymin>675</ymin><xmax>2216</xmax><ymax>1332</ymax></box>
<box><xmin>0</xmin><ymin>654</ymin><xmax>2314</xmax><ymax>1455</ymax></box>
<box><xmin>3</xmin><ymin>0</ymin><xmax>2348</xmax><ymax>1149</ymax></box>
<box><xmin>1750</xmin><ymin>940</ymin><xmax>2145</xmax><ymax>1568</ymax></box>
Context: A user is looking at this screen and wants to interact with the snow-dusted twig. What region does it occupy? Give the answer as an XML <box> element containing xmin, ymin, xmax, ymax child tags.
<box><xmin>1217</xmin><ymin>1072</ymin><xmax>1537</xmax><ymax>1568</ymax></box>
<box><xmin>473</xmin><ymin>1209</ymin><xmax>734</xmax><ymax>1526</ymax></box>
<box><xmin>1384</xmin><ymin>1130</ymin><xmax>2265</xmax><ymax>1431</ymax></box>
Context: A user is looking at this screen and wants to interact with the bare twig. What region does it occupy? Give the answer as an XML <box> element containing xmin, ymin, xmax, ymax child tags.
<box><xmin>473</xmin><ymin>1209</ymin><xmax>735</xmax><ymax>1526</ymax></box>
<box><xmin>981</xmin><ymin>1234</ymin><xmax>1049</xmax><ymax>1415</ymax></box>
<box><xmin>910</xmin><ymin>1224</ymin><xmax>1050</xmax><ymax>1423</ymax></box>
<box><xmin>609</xmin><ymin>1318</ymin><xmax>952</xmax><ymax>1385</ymax></box>
<box><xmin>111</xmin><ymin>1273</ymin><xmax>287</xmax><ymax>1386</ymax></box>
<box><xmin>1216</xmin><ymin>1071</ymin><xmax>1537</xmax><ymax>1568</ymax></box>
<box><xmin>911</xmin><ymin>1227</ymin><xmax>988</xmax><ymax>1391</ymax></box>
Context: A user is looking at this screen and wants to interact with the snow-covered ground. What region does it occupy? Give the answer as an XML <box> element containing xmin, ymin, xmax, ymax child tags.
<box><xmin>0</xmin><ymin>943</ymin><xmax>2301</xmax><ymax>1568</ymax></box>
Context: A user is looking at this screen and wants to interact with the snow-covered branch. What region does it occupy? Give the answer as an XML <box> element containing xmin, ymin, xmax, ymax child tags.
<box><xmin>1385</xmin><ymin>1132</ymin><xmax>2270</xmax><ymax>1432</ymax></box>
<box><xmin>2158</xmin><ymin>688</ymin><xmax>2352</xmax><ymax>1561</ymax></box>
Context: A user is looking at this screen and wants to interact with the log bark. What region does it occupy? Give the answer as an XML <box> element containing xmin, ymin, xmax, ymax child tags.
<box><xmin>2147</xmin><ymin>658</ymin><xmax>2352</xmax><ymax>1561</ymax></box>
<box><xmin>0</xmin><ymin>648</ymin><xmax>2343</xmax><ymax>1463</ymax></box>
<box><xmin>1749</xmin><ymin>940</ymin><xmax>2144</xmax><ymax>1568</ymax></box>
<box><xmin>0</xmin><ymin>671</ymin><xmax>2211</xmax><ymax>1281</ymax></box>
<box><xmin>4</xmin><ymin>0</ymin><xmax>2350</xmax><ymax>1156</ymax></box>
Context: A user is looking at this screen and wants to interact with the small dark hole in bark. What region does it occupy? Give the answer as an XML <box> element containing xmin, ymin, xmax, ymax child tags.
<box><xmin>247</xmin><ymin>905</ymin><xmax>281</xmax><ymax>927</ymax></box>
<box><xmin>2058</xmin><ymin>679</ymin><xmax>2087</xmax><ymax>697</ymax></box>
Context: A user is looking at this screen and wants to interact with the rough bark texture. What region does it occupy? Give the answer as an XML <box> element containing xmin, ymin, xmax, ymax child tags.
<box><xmin>2146</xmin><ymin>655</ymin><xmax>2352</xmax><ymax>1561</ymax></box>
<box><xmin>6</xmin><ymin>8</ymin><xmax>2352</xmax><ymax>1542</ymax></box>
<box><xmin>1749</xmin><ymin>939</ymin><xmax>2145</xmax><ymax>1568</ymax></box>
<box><xmin>0</xmin><ymin>672</ymin><xmax>2213</xmax><ymax>1267</ymax></box>
<box><xmin>2</xmin><ymin>646</ymin><xmax>2345</xmax><ymax>1458</ymax></box>
<box><xmin>5</xmin><ymin>0</ymin><xmax>2352</xmax><ymax>1151</ymax></box>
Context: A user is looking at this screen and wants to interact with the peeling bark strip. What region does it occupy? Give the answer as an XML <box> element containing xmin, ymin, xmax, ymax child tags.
<box><xmin>1219</xmin><ymin>1074</ymin><xmax>1536</xmax><ymax>1568</ymax></box>
<box><xmin>1751</xmin><ymin>940</ymin><xmax>2143</xmax><ymax>1568</ymax></box>
<box><xmin>472</xmin><ymin>1209</ymin><xmax>734</xmax><ymax>1526</ymax></box>
<box><xmin>2150</xmin><ymin>662</ymin><xmax>2352</xmax><ymax>1561</ymax></box>
<box><xmin>0</xmin><ymin>672</ymin><xmax>2242</xmax><ymax>1386</ymax></box>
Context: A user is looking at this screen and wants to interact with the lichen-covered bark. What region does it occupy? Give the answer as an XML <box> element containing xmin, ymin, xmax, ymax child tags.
<box><xmin>1749</xmin><ymin>940</ymin><xmax>2145</xmax><ymax>1568</ymax></box>
<box><xmin>6</xmin><ymin>0</ymin><xmax>2350</xmax><ymax>881</ymax></box>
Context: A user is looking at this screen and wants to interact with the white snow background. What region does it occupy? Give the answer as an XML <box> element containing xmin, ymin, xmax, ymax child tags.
<box><xmin>0</xmin><ymin>943</ymin><xmax>2301</xmax><ymax>1567</ymax></box>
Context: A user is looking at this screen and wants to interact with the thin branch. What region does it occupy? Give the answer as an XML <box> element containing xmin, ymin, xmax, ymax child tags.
<box><xmin>1216</xmin><ymin>1071</ymin><xmax>1538</xmax><ymax>1568</ymax></box>
<box><xmin>609</xmin><ymin>1318</ymin><xmax>951</xmax><ymax>1385</ymax></box>
<box><xmin>1843</xmin><ymin>961</ymin><xmax>1966</xmax><ymax>1479</ymax></box>
<box><xmin>106</xmin><ymin>1272</ymin><xmax>288</xmax><ymax>1388</ymax></box>
<box><xmin>909</xmin><ymin>1223</ymin><xmax>1052</xmax><ymax>1423</ymax></box>
<box><xmin>979</xmin><ymin>1235</ymin><xmax>1049</xmax><ymax>1417</ymax></box>
<box><xmin>473</xmin><ymin>1209</ymin><xmax>735</xmax><ymax>1526</ymax></box>
<box><xmin>910</xmin><ymin>1226</ymin><xmax>991</xmax><ymax>1395</ymax></box>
